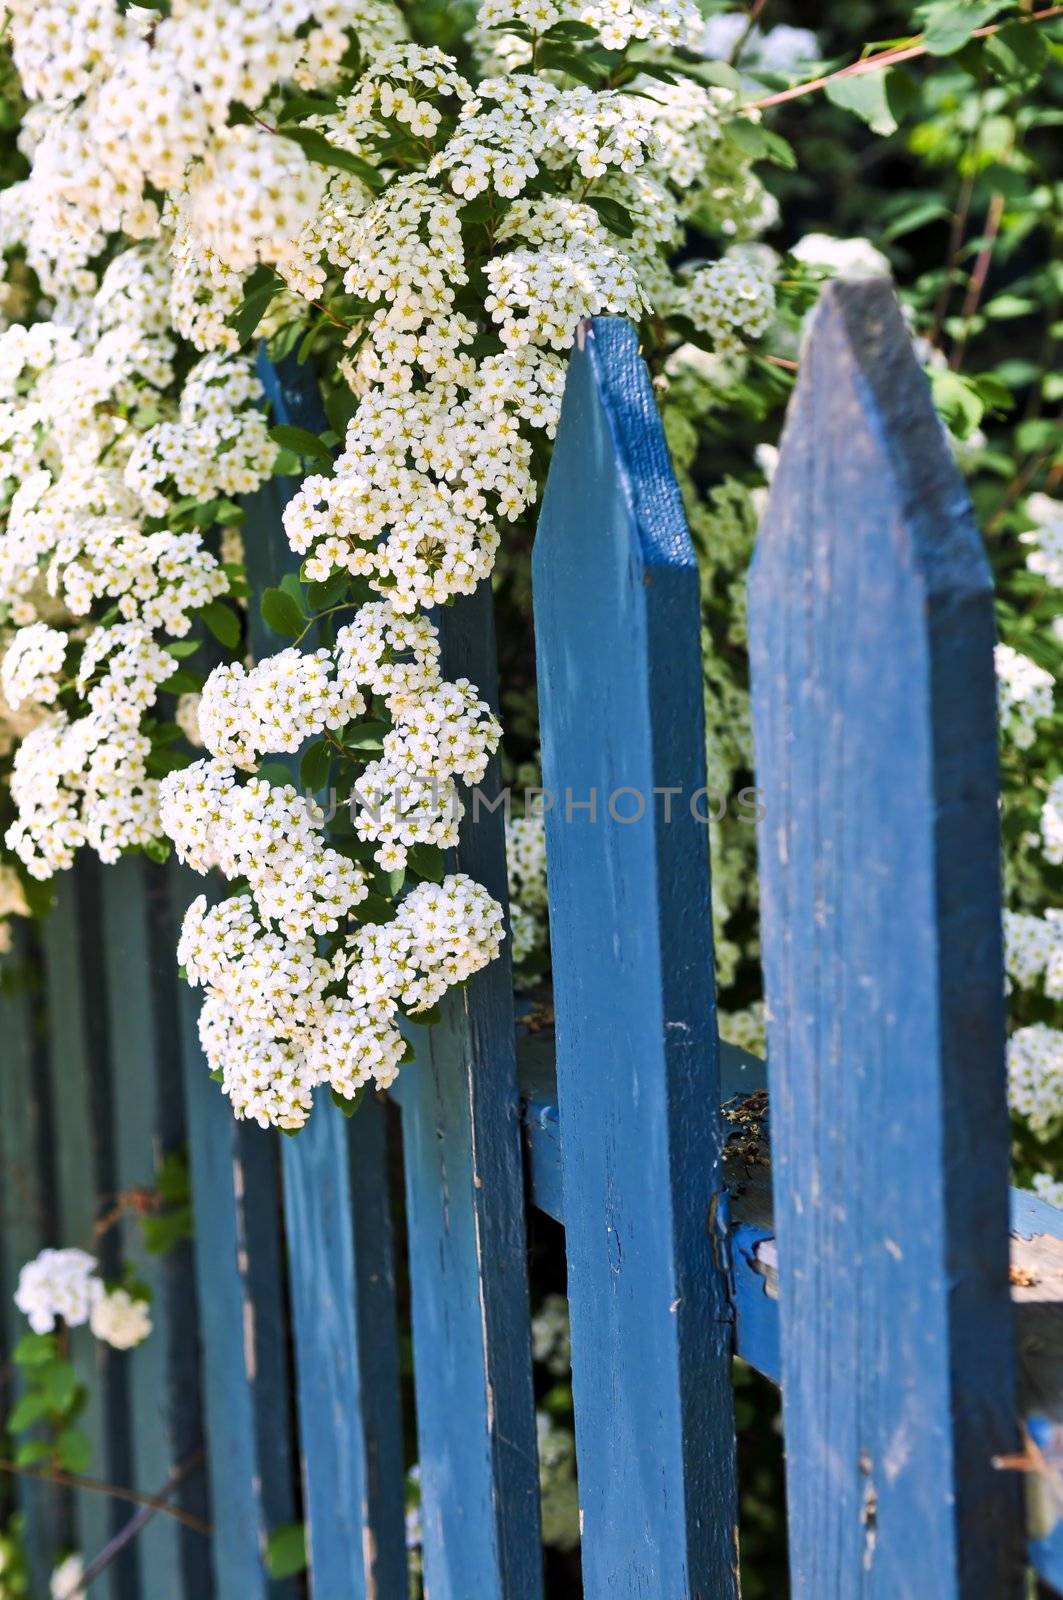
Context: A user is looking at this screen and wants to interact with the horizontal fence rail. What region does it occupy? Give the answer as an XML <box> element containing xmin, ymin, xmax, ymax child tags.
<box><xmin>2</xmin><ymin>292</ymin><xmax>1062</xmax><ymax>1600</ymax></box>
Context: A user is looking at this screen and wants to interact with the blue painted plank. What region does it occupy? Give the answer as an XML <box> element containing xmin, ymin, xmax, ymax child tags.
<box><xmin>246</xmin><ymin>351</ymin><xmax>407</xmax><ymax>1599</ymax></box>
<box><xmin>280</xmin><ymin>1101</ymin><xmax>406</xmax><ymax>1600</ymax></box>
<box><xmin>39</xmin><ymin>863</ymin><xmax>116</xmax><ymax>1575</ymax></box>
<box><xmin>98</xmin><ymin>855</ymin><xmax>184</xmax><ymax>1600</ymax></box>
<box><xmin>139</xmin><ymin>864</ymin><xmax>213</xmax><ymax>1594</ymax></box>
<box><xmin>532</xmin><ymin>317</ymin><xmax>740</xmax><ymax>1599</ymax></box>
<box><xmin>169</xmin><ymin>863</ymin><xmax>297</xmax><ymax>1600</ymax></box>
<box><xmin>0</xmin><ymin>921</ymin><xmax>63</xmax><ymax>1594</ymax></box>
<box><xmin>394</xmin><ymin>577</ymin><xmax>543</xmax><ymax>1600</ymax></box>
<box><xmin>748</xmin><ymin>278</ymin><xmax>1022</xmax><ymax>1597</ymax></box>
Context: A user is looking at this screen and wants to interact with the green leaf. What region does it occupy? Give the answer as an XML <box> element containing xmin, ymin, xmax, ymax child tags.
<box><xmin>8</xmin><ymin>1391</ymin><xmax>51</xmax><ymax>1432</ymax></box>
<box><xmin>824</xmin><ymin>70</ymin><xmax>897</xmax><ymax>134</ymax></box>
<box><xmin>928</xmin><ymin>367</ymin><xmax>984</xmax><ymax>438</ymax></box>
<box><xmin>41</xmin><ymin>1361</ymin><xmax>79</xmax><ymax>1413</ymax></box>
<box><xmin>164</xmin><ymin>638</ymin><xmax>201</xmax><ymax>660</ymax></box>
<box><xmin>922</xmin><ymin>0</ymin><xmax>1009</xmax><ymax>56</ymax></box>
<box><xmin>882</xmin><ymin>197</ymin><xmax>951</xmax><ymax>239</ymax></box>
<box><xmin>542</xmin><ymin>18</ymin><xmax>598</xmax><ymax>39</ymax></box>
<box><xmin>226</xmin><ymin>265</ymin><xmax>281</xmax><ymax>347</ymax></box>
<box><xmin>344</xmin><ymin>720</ymin><xmax>389</xmax><ymax>751</ymax></box>
<box><xmin>355</xmin><ymin>893</ymin><xmax>395</xmax><ymax>925</ymax></box>
<box><xmin>269</xmin><ymin>424</ymin><xmax>333</xmax><ymax>470</ymax></box>
<box><xmin>14</xmin><ymin>1439</ymin><xmax>52</xmax><ymax>1467</ymax></box>
<box><xmin>273</xmin><ymin>447</ymin><xmax>302</xmax><ymax>477</ymax></box>
<box><xmin>142</xmin><ymin>1205</ymin><xmax>194</xmax><ymax>1255</ymax></box>
<box><xmin>399</xmin><ymin>1037</ymin><xmax>417</xmax><ymax>1065</ymax></box>
<box><xmin>142</xmin><ymin>836</ymin><xmax>173</xmax><ymax>865</ymax></box>
<box><xmin>330</xmin><ymin>1084</ymin><xmax>366</xmax><ymax>1118</ymax></box>
<box><xmin>13</xmin><ymin>1333</ymin><xmax>57</xmax><ymax>1367</ymax></box>
<box><xmin>260</xmin><ymin>587</ymin><xmax>307</xmax><ymax>640</ymax></box>
<box><xmin>198</xmin><ymin>599</ymin><xmax>242</xmax><ymax>649</ymax></box>
<box><xmin>585</xmin><ymin>196</ymin><xmax>635</xmax><ymax>238</ymax></box>
<box><xmin>407</xmin><ymin>844</ymin><xmax>444</xmax><ymax>883</ymax></box>
<box><xmin>278</xmin><ymin>127</ymin><xmax>385</xmax><ymax>189</ymax></box>
<box><xmin>258</xmin><ymin>761</ymin><xmax>297</xmax><ymax>788</ymax></box>
<box><xmin>984</xmin><ymin>18</ymin><xmax>1049</xmax><ymax>83</ymax></box>
<box><xmin>306</xmin><ymin>570</ymin><xmax>350</xmax><ymax>610</ymax></box>
<box><xmin>266</xmin><ymin>1523</ymin><xmax>308</xmax><ymax>1580</ymax></box>
<box><xmin>323</xmin><ymin>386</ymin><xmax>359</xmax><ymax>439</ymax></box>
<box><xmin>159</xmin><ymin>668</ymin><xmax>204</xmax><ymax>696</ymax></box>
<box><xmin>56</xmin><ymin>1428</ymin><xmax>91</xmax><ymax>1475</ymax></box>
<box><xmin>536</xmin><ymin>45</ymin><xmax>605</xmax><ymax>86</ymax></box>
<box><xmin>724</xmin><ymin>117</ymin><xmax>797</xmax><ymax>169</ymax></box>
<box><xmin>300</xmin><ymin>739</ymin><xmax>332</xmax><ymax>794</ymax></box>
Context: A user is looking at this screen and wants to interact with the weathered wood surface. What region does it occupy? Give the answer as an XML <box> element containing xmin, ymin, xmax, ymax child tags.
<box><xmin>170</xmin><ymin>863</ymin><xmax>297</xmax><ymax>1600</ymax></box>
<box><xmin>532</xmin><ymin>316</ymin><xmax>740</xmax><ymax>1599</ymax></box>
<box><xmin>99</xmin><ymin>856</ymin><xmax>204</xmax><ymax>1599</ymax></box>
<box><xmin>748</xmin><ymin>278</ymin><xmax>1023</xmax><ymax>1597</ymax></box>
<box><xmin>0</xmin><ymin>920</ymin><xmax>60</xmax><ymax>1596</ymax></box>
<box><xmin>250</xmin><ymin>352</ymin><xmax>408</xmax><ymax>1599</ymax></box>
<box><xmin>394</xmin><ymin>576</ymin><xmax>544</xmax><ymax>1600</ymax></box>
<box><xmin>40</xmin><ymin>865</ymin><xmax>114</xmax><ymax>1573</ymax></box>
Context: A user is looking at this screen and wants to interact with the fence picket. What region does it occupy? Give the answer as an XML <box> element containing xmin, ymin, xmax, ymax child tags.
<box><xmin>748</xmin><ymin>278</ymin><xmax>1023</xmax><ymax>1596</ymax></box>
<box><xmin>170</xmin><ymin>865</ymin><xmax>298</xmax><ymax>1600</ymax></box>
<box><xmin>532</xmin><ymin>317</ymin><xmax>740</xmax><ymax>1599</ymax></box>
<box><xmin>395</xmin><ymin>577</ymin><xmax>544</xmax><ymax>1600</ymax></box>
<box><xmin>40</xmin><ymin>864</ymin><xmax>116</xmax><ymax>1576</ymax></box>
<box><xmin>0</xmin><ymin>922</ymin><xmax>61</xmax><ymax>1594</ymax></box>
<box><xmin>246</xmin><ymin>352</ymin><xmax>408</xmax><ymax>1598</ymax></box>
<box><xmin>100</xmin><ymin>864</ymin><xmax>212</xmax><ymax>1600</ymax></box>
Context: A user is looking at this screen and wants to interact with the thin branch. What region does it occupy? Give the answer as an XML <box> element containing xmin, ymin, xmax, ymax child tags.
<box><xmin>930</xmin><ymin>167</ymin><xmax>976</xmax><ymax>350</ymax></box>
<box><xmin>744</xmin><ymin>6</ymin><xmax>1063</xmax><ymax>112</ymax></box>
<box><xmin>729</xmin><ymin>0</ymin><xmax>768</xmax><ymax>67</ymax></box>
<box><xmin>71</xmin><ymin>1457</ymin><xmax>206</xmax><ymax>1594</ymax></box>
<box><xmin>949</xmin><ymin>190</ymin><xmax>1005</xmax><ymax>369</ymax></box>
<box><xmin>0</xmin><ymin>1458</ymin><xmax>211</xmax><ymax>1534</ymax></box>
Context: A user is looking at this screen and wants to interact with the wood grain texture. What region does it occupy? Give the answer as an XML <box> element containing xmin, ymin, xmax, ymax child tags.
<box><xmin>98</xmin><ymin>856</ymin><xmax>182</xmax><ymax>1600</ymax></box>
<box><xmin>531</xmin><ymin>316</ymin><xmax>739</xmax><ymax>1600</ymax></box>
<box><xmin>169</xmin><ymin>864</ymin><xmax>297</xmax><ymax>1600</ymax></box>
<box><xmin>249</xmin><ymin>350</ymin><xmax>408</xmax><ymax>1600</ymax></box>
<box><xmin>394</xmin><ymin>577</ymin><xmax>543</xmax><ymax>1600</ymax></box>
<box><xmin>748</xmin><ymin>278</ymin><xmax>1023</xmax><ymax>1598</ymax></box>
<box><xmin>40</xmin><ymin>863</ymin><xmax>116</xmax><ymax>1576</ymax></box>
<box><xmin>0</xmin><ymin>921</ymin><xmax>62</xmax><ymax>1594</ymax></box>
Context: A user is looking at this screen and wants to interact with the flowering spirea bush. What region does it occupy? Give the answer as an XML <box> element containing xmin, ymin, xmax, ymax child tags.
<box><xmin>0</xmin><ymin>0</ymin><xmax>797</xmax><ymax>1128</ymax></box>
<box><xmin>0</xmin><ymin>0</ymin><xmax>1057</xmax><ymax>1165</ymax></box>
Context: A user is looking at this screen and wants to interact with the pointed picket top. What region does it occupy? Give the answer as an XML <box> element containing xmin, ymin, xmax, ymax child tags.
<box><xmin>748</xmin><ymin>278</ymin><xmax>1023</xmax><ymax>1597</ymax></box>
<box><xmin>533</xmin><ymin>316</ymin><xmax>740</xmax><ymax>1600</ymax></box>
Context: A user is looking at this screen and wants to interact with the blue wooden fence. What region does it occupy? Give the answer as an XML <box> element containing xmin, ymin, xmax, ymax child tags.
<box><xmin>1</xmin><ymin>280</ymin><xmax>1062</xmax><ymax>1599</ymax></box>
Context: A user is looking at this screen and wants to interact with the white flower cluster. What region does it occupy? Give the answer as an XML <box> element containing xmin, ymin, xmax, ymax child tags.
<box><xmin>0</xmin><ymin>0</ymin><xmax>788</xmax><ymax>1120</ymax></box>
<box><xmin>177</xmin><ymin>873</ymin><xmax>502</xmax><ymax>1127</ymax></box>
<box><xmin>995</xmin><ymin>642</ymin><xmax>1054</xmax><ymax>750</ymax></box>
<box><xmin>0</xmin><ymin>0</ymin><xmax>407</xmax><ymax>295</ymax></box>
<box><xmin>1008</xmin><ymin>1022</ymin><xmax>1063</xmax><ymax>1134</ymax></box>
<box><xmin>479</xmin><ymin>0</ymin><xmax>701</xmax><ymax>51</ymax></box>
<box><xmin>13</xmin><ymin>1247</ymin><xmax>151</xmax><ymax>1348</ymax></box>
<box><xmin>681</xmin><ymin>245</ymin><xmax>777</xmax><ymax>355</ymax></box>
<box><xmin>126</xmin><ymin>354</ymin><xmax>278</xmax><ymax>517</ymax></box>
<box><xmin>89</xmin><ymin>1287</ymin><xmax>154</xmax><ymax>1350</ymax></box>
<box><xmin>1033</xmin><ymin>1173</ymin><xmax>1063</xmax><ymax>1210</ymax></box>
<box><xmin>1043</xmin><ymin>776</ymin><xmax>1063</xmax><ymax>867</ymax></box>
<box><xmin>1022</xmin><ymin>494</ymin><xmax>1063</xmax><ymax>594</ymax></box>
<box><xmin>506</xmin><ymin>812</ymin><xmax>548</xmax><ymax>972</ymax></box>
<box><xmin>1004</xmin><ymin>909</ymin><xmax>1063</xmax><ymax>996</ymax></box>
<box><xmin>1</xmin><ymin>624</ymin><xmax>67</xmax><ymax>712</ymax></box>
<box><xmin>0</xmin><ymin>254</ymin><xmax>281</xmax><ymax>880</ymax></box>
